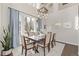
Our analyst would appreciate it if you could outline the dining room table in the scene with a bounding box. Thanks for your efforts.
[23,33,45,53]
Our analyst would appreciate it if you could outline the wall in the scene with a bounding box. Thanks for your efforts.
[78,6,79,55]
[48,4,78,45]
[0,4,1,39]
[0,4,2,50]
[8,3,38,17]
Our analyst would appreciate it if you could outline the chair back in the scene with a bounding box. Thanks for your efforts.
[21,36,27,49]
[51,33,56,41]
[29,32,35,36]
[45,32,52,44]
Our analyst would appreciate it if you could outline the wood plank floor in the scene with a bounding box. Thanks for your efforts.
[61,44,78,56]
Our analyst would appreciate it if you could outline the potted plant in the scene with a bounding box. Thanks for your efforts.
[0,27,13,56]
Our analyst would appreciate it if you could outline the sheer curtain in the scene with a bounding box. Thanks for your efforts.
[37,18,42,32]
[9,8,19,48]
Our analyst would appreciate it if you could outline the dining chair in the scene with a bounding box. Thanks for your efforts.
[29,32,35,36]
[21,36,36,56]
[26,32,35,43]
[51,33,56,48]
[37,32,52,56]
[24,32,36,43]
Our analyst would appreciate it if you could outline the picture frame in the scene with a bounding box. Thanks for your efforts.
[63,22,72,29]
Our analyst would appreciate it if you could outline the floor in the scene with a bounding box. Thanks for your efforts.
[61,44,78,56]
[12,42,78,56]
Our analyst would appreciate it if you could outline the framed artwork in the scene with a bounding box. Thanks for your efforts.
[54,23,61,29]
[63,22,72,29]
[55,23,61,26]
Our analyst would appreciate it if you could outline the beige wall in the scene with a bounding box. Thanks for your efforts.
[0,4,1,26]
[48,4,78,45]
[0,4,1,36]
[8,3,38,17]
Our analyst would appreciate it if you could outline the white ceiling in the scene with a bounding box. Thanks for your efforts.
[27,3,53,11]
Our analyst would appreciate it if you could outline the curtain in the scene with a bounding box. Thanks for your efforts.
[37,18,42,32]
[9,8,19,48]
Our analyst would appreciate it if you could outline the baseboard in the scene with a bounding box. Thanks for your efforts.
[56,40,78,46]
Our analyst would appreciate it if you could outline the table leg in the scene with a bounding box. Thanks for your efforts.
[33,42,39,53]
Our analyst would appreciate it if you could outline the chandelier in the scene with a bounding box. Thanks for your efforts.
[36,4,48,17]
[37,7,48,15]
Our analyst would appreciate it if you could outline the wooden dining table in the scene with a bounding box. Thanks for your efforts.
[24,33,45,53]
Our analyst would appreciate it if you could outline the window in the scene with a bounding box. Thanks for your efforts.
[19,12,42,34]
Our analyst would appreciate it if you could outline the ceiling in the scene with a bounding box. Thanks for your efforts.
[28,3,53,11]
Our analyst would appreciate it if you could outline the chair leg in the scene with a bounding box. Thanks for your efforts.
[44,47,45,56]
[51,41,54,48]
[25,49,27,56]
[35,45,39,53]
[33,43,35,50]
[37,45,38,50]
[48,43,50,52]
[54,40,56,46]
[34,45,39,53]
[35,47,37,53]
[33,43,36,53]
[22,46,23,54]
